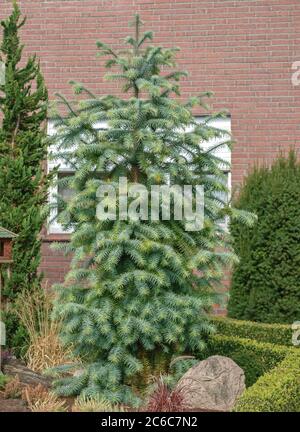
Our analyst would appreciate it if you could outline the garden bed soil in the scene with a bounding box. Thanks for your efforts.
[0,394,30,412]
[1,358,225,412]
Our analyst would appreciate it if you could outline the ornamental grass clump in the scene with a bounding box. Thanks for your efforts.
[15,286,74,372]
[22,384,67,412]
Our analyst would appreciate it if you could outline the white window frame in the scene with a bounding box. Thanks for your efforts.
[196,116,232,230]
[47,122,74,234]
[47,117,231,234]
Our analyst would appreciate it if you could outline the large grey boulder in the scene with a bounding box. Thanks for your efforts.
[176,355,245,411]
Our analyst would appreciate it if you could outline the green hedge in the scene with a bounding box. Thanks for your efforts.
[234,350,300,412]
[228,152,300,324]
[199,334,286,387]
[211,316,292,347]
[203,317,300,412]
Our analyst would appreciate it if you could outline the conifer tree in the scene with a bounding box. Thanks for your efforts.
[0,2,52,346]
[51,16,253,404]
[228,151,300,324]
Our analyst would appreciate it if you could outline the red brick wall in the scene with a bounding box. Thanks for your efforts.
[40,238,71,287]
[1,0,300,290]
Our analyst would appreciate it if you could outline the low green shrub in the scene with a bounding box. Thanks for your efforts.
[234,350,300,412]
[211,316,292,347]
[198,334,287,387]
[2,308,29,358]
[0,374,10,390]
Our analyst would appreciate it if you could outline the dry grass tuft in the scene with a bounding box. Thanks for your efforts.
[15,285,75,372]
[1,376,23,399]
[72,395,126,412]
[21,384,67,412]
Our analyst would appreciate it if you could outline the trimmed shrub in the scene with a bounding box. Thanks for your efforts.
[234,350,300,412]
[211,316,292,347]
[228,151,300,323]
[204,317,300,412]
[198,334,287,387]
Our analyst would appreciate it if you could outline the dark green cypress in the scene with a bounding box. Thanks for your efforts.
[0,2,52,349]
[228,151,300,324]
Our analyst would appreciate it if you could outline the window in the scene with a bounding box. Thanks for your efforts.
[57,172,75,212]
[48,172,77,234]
[195,116,231,227]
[47,122,75,234]
[47,121,107,234]
[47,117,231,234]
[0,61,5,85]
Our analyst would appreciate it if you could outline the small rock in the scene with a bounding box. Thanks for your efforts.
[2,358,52,388]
